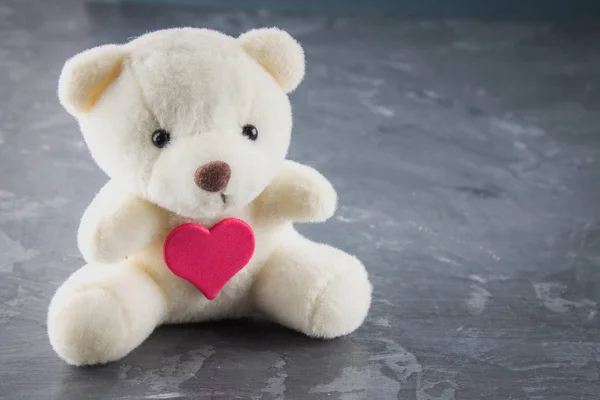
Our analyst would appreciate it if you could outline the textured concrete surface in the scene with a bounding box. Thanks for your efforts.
[1,1,600,399]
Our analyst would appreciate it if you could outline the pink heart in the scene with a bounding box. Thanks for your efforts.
[163,218,255,300]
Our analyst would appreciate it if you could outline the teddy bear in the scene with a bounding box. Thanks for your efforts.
[47,27,372,366]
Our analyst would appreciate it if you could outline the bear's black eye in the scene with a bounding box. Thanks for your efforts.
[242,124,258,141]
[151,129,170,148]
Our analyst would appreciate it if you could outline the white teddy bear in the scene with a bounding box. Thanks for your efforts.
[48,27,372,366]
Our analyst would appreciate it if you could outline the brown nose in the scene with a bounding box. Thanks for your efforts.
[194,161,231,192]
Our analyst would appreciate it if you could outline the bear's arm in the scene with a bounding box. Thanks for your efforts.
[253,160,338,223]
[77,180,164,264]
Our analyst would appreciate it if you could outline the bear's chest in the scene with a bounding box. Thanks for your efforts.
[164,208,276,256]
[132,206,292,314]
[145,206,289,273]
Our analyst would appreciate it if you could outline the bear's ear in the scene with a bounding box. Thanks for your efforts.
[58,44,125,116]
[238,28,305,93]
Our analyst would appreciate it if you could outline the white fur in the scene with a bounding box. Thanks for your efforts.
[58,44,125,117]
[239,28,305,93]
[48,27,372,366]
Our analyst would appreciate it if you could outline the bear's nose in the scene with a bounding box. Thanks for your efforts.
[194,161,231,192]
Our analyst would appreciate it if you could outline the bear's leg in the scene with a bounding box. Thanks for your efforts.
[47,261,167,366]
[252,234,372,338]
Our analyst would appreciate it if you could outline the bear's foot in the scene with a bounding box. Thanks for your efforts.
[253,234,372,338]
[47,262,167,365]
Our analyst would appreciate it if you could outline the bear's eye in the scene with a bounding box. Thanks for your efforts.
[242,124,258,141]
[151,129,171,148]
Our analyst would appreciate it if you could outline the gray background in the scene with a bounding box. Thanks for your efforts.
[1,0,599,399]
[94,0,600,19]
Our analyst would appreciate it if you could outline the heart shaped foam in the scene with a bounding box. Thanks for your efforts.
[163,218,255,300]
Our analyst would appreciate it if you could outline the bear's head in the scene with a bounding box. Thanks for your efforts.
[58,27,305,218]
